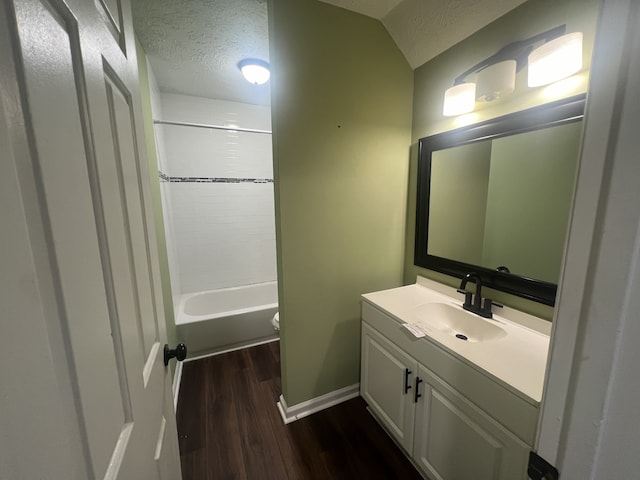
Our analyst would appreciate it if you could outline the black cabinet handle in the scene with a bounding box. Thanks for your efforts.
[404,368,412,394]
[414,377,423,403]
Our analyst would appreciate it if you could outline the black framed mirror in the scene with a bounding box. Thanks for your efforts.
[415,94,586,306]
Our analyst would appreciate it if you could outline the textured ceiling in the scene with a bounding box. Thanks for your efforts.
[132,0,526,106]
[132,0,271,105]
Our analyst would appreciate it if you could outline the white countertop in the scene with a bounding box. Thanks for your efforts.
[362,277,551,404]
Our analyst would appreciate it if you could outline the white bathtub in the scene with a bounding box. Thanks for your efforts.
[176,281,278,356]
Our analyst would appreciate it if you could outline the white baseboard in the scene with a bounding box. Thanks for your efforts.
[172,360,183,411]
[276,383,360,424]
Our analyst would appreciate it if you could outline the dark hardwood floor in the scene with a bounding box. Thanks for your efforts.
[176,341,423,480]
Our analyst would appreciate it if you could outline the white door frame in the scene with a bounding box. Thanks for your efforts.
[537,0,640,477]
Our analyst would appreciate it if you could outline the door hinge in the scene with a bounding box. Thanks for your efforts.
[528,451,559,480]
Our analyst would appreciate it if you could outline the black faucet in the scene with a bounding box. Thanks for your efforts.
[457,272,500,318]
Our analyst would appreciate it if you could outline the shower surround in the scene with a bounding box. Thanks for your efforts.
[154,93,278,352]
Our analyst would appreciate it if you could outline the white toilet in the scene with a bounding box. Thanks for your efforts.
[271,312,280,332]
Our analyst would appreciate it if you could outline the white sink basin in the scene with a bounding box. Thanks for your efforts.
[414,302,507,343]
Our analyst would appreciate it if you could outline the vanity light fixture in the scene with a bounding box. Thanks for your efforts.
[238,58,270,85]
[442,25,583,117]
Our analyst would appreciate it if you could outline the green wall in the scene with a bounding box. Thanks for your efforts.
[404,0,601,319]
[269,0,413,406]
[135,38,178,373]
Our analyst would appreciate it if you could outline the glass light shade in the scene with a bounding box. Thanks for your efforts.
[476,60,516,101]
[239,59,270,85]
[443,83,476,116]
[528,32,583,87]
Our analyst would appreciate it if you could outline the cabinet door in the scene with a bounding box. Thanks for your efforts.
[413,365,530,480]
[361,323,417,452]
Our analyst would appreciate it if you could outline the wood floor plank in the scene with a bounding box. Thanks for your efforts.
[205,352,249,480]
[178,449,204,480]
[176,360,206,454]
[247,341,280,382]
[286,419,337,479]
[177,341,423,480]
[331,399,421,479]
[234,363,289,480]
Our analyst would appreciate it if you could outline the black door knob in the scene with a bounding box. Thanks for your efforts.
[164,343,187,366]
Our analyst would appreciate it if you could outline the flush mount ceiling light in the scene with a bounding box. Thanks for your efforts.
[442,25,583,117]
[238,58,270,85]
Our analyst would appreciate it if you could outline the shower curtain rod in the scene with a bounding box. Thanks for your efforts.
[153,119,272,135]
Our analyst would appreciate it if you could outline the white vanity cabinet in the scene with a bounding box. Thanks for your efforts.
[360,296,542,480]
[412,363,530,479]
[361,322,417,452]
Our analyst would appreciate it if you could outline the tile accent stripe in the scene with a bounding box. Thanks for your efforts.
[159,171,273,184]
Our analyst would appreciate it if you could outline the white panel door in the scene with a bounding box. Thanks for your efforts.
[0,0,182,478]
